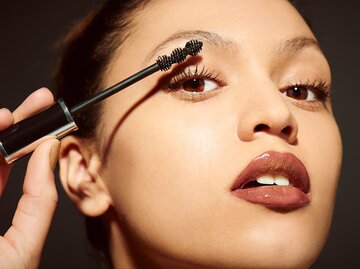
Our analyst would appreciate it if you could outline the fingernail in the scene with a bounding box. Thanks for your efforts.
[49,141,60,171]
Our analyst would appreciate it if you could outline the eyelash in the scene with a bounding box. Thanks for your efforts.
[280,79,332,102]
[164,64,332,104]
[165,65,224,101]
[169,65,220,86]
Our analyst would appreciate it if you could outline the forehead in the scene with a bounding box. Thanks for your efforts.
[117,0,316,65]
[104,0,318,88]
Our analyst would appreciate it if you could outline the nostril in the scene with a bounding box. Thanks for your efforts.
[254,124,269,132]
[254,124,293,137]
[281,126,292,136]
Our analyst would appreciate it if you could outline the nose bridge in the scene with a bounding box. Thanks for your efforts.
[236,71,298,144]
[254,80,292,125]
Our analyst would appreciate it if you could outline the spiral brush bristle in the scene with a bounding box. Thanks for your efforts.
[157,39,203,71]
[185,40,203,56]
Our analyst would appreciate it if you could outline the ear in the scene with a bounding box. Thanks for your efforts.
[59,136,112,217]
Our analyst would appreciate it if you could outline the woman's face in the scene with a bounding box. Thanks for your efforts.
[96,0,342,268]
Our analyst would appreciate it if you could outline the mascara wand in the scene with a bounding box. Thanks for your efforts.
[0,40,203,164]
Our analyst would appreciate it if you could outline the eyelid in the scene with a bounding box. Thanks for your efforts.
[163,63,226,101]
[280,79,332,98]
[168,64,223,87]
[279,79,332,111]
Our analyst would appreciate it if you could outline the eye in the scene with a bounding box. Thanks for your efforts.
[181,78,218,93]
[282,85,316,101]
[165,65,225,101]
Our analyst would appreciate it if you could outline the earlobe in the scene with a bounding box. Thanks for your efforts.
[59,136,111,217]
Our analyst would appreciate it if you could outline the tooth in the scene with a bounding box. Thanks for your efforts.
[274,175,290,186]
[256,175,274,185]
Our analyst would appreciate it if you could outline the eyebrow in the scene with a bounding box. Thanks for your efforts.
[144,30,239,63]
[277,36,321,57]
[144,30,322,63]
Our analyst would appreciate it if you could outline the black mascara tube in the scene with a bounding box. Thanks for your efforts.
[0,99,77,164]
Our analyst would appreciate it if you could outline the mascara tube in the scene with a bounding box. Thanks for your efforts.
[0,99,77,164]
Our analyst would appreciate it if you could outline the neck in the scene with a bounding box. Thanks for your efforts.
[104,209,160,269]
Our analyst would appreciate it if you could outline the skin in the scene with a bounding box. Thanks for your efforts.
[0,88,59,269]
[59,0,342,268]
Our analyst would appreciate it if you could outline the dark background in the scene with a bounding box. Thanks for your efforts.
[0,1,359,268]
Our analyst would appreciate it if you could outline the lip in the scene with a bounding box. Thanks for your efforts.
[230,151,310,209]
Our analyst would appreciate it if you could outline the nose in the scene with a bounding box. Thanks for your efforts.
[237,81,298,144]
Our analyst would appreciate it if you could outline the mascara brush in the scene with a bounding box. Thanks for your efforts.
[0,40,203,164]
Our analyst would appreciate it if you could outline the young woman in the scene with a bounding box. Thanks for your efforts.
[0,0,342,268]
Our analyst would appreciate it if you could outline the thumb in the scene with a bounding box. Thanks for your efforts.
[4,139,60,267]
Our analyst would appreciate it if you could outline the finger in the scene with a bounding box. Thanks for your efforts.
[1,88,55,205]
[0,108,14,130]
[1,88,54,197]
[4,139,60,265]
[13,87,54,123]
[0,108,14,196]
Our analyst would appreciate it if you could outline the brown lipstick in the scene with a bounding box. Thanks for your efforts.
[230,151,310,209]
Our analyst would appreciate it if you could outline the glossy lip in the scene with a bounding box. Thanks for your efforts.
[230,151,311,209]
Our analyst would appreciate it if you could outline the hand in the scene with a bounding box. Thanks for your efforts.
[0,88,59,269]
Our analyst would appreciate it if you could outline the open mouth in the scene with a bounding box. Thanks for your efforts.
[242,174,291,188]
[230,152,310,210]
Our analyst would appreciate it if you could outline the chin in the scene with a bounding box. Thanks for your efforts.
[221,223,325,269]
[203,242,321,269]
[194,213,326,269]
[156,228,324,269]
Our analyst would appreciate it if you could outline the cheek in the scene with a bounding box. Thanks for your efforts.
[103,99,227,235]
[297,109,342,227]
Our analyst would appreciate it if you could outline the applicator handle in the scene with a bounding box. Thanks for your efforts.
[0,99,77,164]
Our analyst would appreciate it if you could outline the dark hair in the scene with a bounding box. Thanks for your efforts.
[55,0,152,266]
[55,0,306,266]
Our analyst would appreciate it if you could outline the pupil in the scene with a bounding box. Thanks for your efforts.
[183,78,205,92]
[191,79,200,89]
[288,86,307,100]
[292,87,302,97]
